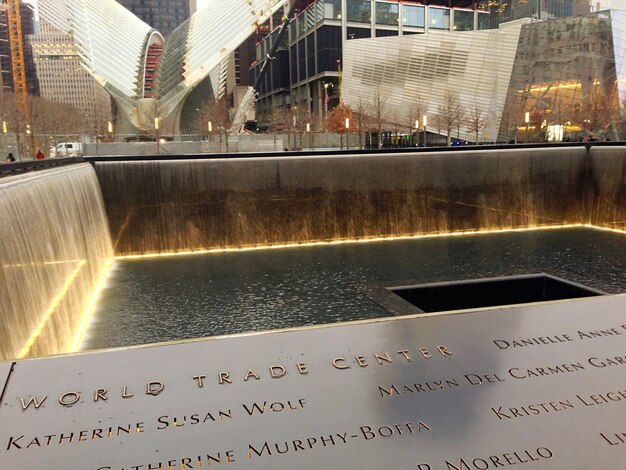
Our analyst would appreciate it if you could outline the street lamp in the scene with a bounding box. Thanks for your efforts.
[1,121,7,160]
[307,122,313,150]
[154,118,160,155]
[345,117,350,150]
[26,124,34,158]
[524,111,530,143]
[415,119,420,147]
[323,82,333,126]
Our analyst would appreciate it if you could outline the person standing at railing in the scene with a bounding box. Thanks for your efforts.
[35,150,45,160]
[3,153,15,163]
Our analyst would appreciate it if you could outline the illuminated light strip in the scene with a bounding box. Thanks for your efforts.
[70,258,112,353]
[583,224,626,235]
[115,224,585,260]
[2,259,85,269]
[17,260,86,359]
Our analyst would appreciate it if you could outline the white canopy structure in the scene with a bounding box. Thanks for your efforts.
[37,0,289,134]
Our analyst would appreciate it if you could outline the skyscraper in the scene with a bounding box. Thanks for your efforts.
[28,25,112,131]
[117,0,194,37]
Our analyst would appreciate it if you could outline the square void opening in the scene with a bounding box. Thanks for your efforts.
[389,274,605,313]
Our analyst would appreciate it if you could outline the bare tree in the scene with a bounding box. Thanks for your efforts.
[198,97,233,152]
[437,91,464,146]
[352,97,370,149]
[29,96,83,135]
[288,106,312,150]
[368,87,392,149]
[405,96,427,146]
[466,102,485,144]
[0,93,17,131]
[267,107,289,150]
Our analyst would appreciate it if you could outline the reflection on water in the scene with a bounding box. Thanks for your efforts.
[83,227,626,351]
[0,165,112,360]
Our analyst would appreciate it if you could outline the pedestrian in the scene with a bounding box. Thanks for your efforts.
[35,149,45,160]
[3,153,15,163]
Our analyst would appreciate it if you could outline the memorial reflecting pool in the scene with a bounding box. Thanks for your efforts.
[82,227,626,351]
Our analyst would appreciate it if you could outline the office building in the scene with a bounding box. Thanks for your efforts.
[252,0,492,122]
[28,26,112,131]
[117,0,194,37]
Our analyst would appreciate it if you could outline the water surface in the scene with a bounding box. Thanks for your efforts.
[83,227,626,351]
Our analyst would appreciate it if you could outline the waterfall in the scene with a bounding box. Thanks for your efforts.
[0,164,113,360]
[94,151,585,255]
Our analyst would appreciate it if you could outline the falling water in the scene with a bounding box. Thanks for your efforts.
[94,151,586,255]
[0,164,113,360]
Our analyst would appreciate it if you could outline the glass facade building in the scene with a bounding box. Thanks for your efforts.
[253,0,491,121]
[117,0,193,37]
[342,10,626,142]
[487,0,590,28]
[503,10,626,141]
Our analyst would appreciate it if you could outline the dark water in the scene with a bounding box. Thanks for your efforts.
[83,227,626,351]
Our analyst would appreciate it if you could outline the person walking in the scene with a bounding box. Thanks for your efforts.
[35,149,45,160]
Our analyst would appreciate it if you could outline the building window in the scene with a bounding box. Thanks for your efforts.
[376,29,398,37]
[324,0,342,20]
[296,15,304,38]
[403,4,425,28]
[478,11,490,30]
[454,9,474,31]
[347,26,371,39]
[316,25,342,73]
[347,0,371,23]
[429,7,450,29]
[376,1,399,26]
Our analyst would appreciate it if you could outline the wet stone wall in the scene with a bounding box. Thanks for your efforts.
[93,148,591,256]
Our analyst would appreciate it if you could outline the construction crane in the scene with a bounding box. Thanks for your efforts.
[5,0,30,130]
[230,1,297,134]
